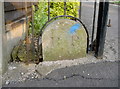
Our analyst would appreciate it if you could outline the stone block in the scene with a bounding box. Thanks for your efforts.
[42,19,87,61]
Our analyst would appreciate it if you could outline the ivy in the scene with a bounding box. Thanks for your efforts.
[29,2,80,35]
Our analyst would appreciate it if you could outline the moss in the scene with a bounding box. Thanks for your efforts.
[11,45,20,61]
[11,40,39,62]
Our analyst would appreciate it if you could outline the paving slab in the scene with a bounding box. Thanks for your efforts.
[3,61,119,87]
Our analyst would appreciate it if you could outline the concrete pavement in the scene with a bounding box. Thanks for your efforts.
[81,2,118,60]
[2,2,119,88]
[3,61,119,87]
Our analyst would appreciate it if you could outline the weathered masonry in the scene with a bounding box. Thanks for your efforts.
[0,2,7,75]
[0,2,37,75]
[42,18,88,61]
[0,1,109,77]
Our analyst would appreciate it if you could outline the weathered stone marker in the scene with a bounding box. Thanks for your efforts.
[42,19,87,61]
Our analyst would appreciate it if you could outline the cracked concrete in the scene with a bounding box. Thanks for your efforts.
[44,61,119,81]
[1,3,119,87]
[3,61,119,87]
[2,53,119,87]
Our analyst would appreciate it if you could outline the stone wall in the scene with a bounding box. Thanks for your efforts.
[0,17,27,75]
[0,2,30,77]
[6,18,27,62]
[0,2,8,76]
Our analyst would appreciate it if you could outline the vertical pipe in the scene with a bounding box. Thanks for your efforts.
[48,0,50,21]
[31,2,35,54]
[64,0,66,15]
[25,1,29,63]
[79,1,82,19]
[95,0,109,58]
[90,0,97,51]
[25,2,28,39]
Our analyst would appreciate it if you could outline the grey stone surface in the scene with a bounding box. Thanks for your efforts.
[42,19,87,61]
[6,18,27,62]
[1,2,119,88]
[46,61,118,80]
[0,2,8,75]
[0,2,8,88]
[3,61,119,87]
[0,2,27,74]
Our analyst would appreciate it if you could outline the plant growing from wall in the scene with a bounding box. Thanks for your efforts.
[29,2,48,35]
